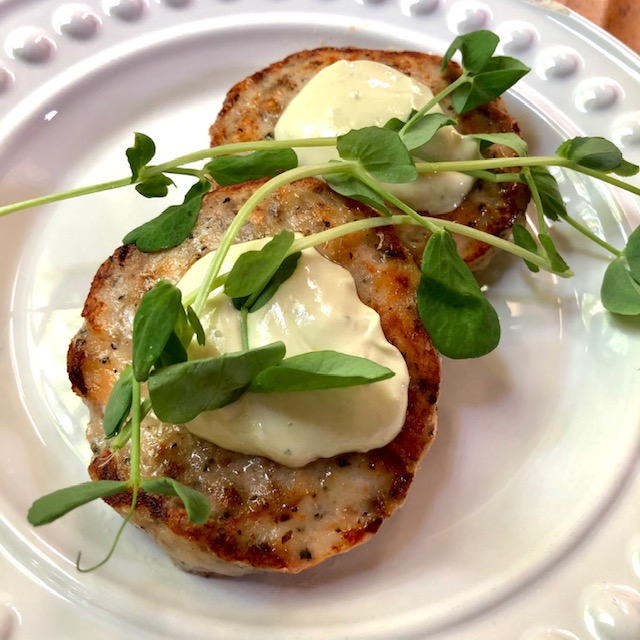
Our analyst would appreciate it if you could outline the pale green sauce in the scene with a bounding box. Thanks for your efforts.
[274,59,480,214]
[177,239,409,467]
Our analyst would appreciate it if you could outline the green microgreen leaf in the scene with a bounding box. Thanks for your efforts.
[336,127,418,183]
[324,172,391,215]
[398,113,457,152]
[187,306,206,346]
[249,350,395,392]
[171,302,192,348]
[439,30,530,115]
[417,230,500,358]
[383,116,405,134]
[109,397,151,452]
[556,137,638,174]
[126,132,156,182]
[524,166,567,221]
[450,56,530,114]
[132,280,183,382]
[135,173,175,198]
[147,342,286,423]
[248,252,302,312]
[598,227,640,316]
[103,365,133,438]
[28,480,129,526]
[470,132,528,157]
[122,178,210,252]
[613,159,640,178]
[205,149,298,186]
[224,231,296,309]
[601,256,640,315]
[441,30,500,73]
[155,330,188,369]
[140,477,210,524]
[512,223,540,273]
[538,232,570,274]
[623,226,640,282]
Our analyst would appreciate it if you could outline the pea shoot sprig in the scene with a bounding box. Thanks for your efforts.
[16,30,640,569]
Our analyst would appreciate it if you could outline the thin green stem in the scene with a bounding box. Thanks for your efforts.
[289,215,415,252]
[433,217,570,275]
[0,177,132,218]
[77,380,142,573]
[415,156,640,198]
[463,170,524,182]
[129,379,142,487]
[0,137,338,219]
[240,307,250,351]
[522,167,548,233]
[163,167,204,178]
[562,214,623,257]
[147,137,338,175]
[414,155,560,174]
[181,274,226,309]
[289,213,567,275]
[566,164,640,197]
[522,163,626,258]
[76,500,138,573]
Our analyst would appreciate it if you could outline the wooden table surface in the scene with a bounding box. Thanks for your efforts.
[555,0,640,53]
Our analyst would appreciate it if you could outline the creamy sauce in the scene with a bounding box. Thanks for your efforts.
[274,59,481,214]
[176,238,409,467]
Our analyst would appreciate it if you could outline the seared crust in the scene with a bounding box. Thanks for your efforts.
[69,178,439,575]
[209,47,530,267]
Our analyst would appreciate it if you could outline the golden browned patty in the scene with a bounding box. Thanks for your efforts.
[68,177,440,576]
[209,46,531,268]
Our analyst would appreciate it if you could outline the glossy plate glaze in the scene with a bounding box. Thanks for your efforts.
[0,1,639,639]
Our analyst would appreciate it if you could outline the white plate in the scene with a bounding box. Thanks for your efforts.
[1,1,640,639]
